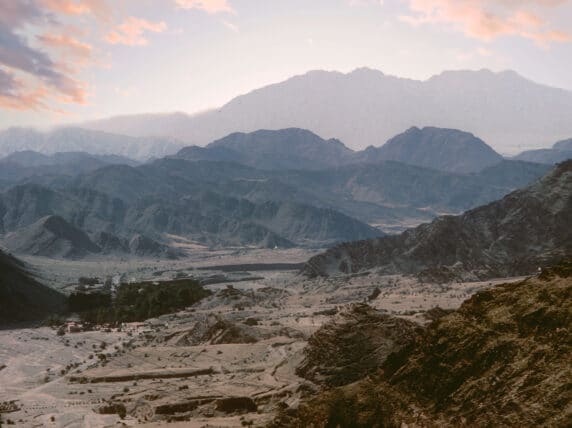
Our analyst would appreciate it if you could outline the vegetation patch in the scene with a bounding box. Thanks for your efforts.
[75,279,211,323]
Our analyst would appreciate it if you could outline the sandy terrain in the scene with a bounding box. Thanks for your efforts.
[0,251,525,427]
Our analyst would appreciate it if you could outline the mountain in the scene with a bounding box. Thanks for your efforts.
[0,150,138,183]
[0,151,548,255]
[0,164,382,252]
[354,127,503,173]
[514,137,572,164]
[79,68,572,154]
[0,249,65,323]
[176,128,353,170]
[303,160,572,280]
[176,127,505,173]
[3,215,101,259]
[0,127,184,161]
[290,263,572,427]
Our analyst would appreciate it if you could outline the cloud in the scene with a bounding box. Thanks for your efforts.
[40,0,113,22]
[348,0,384,6]
[106,17,167,46]
[175,0,234,14]
[0,1,46,29]
[401,0,571,46]
[0,0,108,112]
[0,67,48,110]
[38,33,93,65]
[222,20,239,32]
[0,25,86,104]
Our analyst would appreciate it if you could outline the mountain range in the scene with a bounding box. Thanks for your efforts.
[175,126,504,173]
[0,127,553,258]
[303,160,572,281]
[78,68,572,154]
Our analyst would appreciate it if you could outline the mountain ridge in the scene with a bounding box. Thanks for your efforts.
[303,160,572,280]
[77,68,572,154]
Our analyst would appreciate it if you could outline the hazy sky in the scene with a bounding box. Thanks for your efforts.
[1,0,572,129]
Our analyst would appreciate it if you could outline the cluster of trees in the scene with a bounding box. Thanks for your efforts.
[68,292,111,313]
[74,279,211,324]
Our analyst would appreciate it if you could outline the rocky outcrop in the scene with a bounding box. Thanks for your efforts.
[296,304,421,387]
[289,260,572,427]
[303,160,572,281]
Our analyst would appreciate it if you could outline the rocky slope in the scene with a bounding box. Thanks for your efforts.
[2,214,178,260]
[304,160,572,280]
[0,249,65,323]
[355,126,503,173]
[515,137,572,164]
[288,262,572,427]
[3,215,101,259]
[0,152,549,254]
[296,304,421,387]
[80,68,572,154]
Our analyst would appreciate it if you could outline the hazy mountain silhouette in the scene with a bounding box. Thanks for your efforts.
[79,69,572,154]
[514,138,572,164]
[0,127,184,161]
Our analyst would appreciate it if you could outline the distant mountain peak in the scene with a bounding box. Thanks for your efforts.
[357,126,502,173]
[47,66,572,154]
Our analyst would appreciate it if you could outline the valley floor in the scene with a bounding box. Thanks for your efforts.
[0,250,525,427]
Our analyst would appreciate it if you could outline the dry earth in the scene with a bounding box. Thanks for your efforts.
[0,250,524,427]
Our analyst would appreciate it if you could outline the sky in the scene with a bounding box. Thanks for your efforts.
[1,0,571,130]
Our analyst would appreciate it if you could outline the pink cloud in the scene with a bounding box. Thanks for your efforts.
[401,0,571,46]
[38,33,93,65]
[41,0,112,22]
[175,0,234,14]
[0,0,104,112]
[105,17,167,46]
[0,67,51,110]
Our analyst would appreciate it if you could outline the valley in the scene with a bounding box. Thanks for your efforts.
[1,45,571,426]
[0,248,524,427]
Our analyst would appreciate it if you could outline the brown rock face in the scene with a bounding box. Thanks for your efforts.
[304,160,572,282]
[296,303,421,387]
[292,260,572,427]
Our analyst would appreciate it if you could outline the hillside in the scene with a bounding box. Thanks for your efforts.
[0,249,65,323]
[3,215,101,259]
[515,137,572,164]
[356,127,503,173]
[0,150,138,183]
[0,152,549,256]
[80,68,572,154]
[303,160,572,280]
[288,263,572,427]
